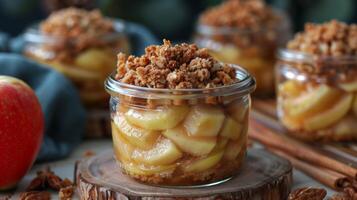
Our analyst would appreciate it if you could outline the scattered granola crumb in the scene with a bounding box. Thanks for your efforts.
[288,187,327,200]
[19,191,51,200]
[59,185,75,200]
[288,20,357,56]
[116,39,238,89]
[330,183,357,200]
[26,166,64,191]
[26,167,75,199]
[199,0,280,29]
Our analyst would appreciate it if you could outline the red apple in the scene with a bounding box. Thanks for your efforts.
[0,76,44,190]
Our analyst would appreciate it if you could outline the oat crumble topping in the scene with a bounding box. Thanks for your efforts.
[281,20,357,83]
[115,40,238,89]
[199,0,280,29]
[288,20,357,56]
[40,7,114,38]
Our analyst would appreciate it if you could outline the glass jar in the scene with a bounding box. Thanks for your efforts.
[276,49,357,141]
[22,21,130,107]
[194,11,291,97]
[105,64,256,186]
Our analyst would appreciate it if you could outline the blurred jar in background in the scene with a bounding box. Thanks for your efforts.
[276,20,357,142]
[195,0,291,97]
[23,8,130,107]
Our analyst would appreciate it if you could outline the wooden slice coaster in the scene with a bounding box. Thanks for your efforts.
[76,149,292,200]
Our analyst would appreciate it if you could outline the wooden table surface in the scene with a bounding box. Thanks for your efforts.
[1,139,336,199]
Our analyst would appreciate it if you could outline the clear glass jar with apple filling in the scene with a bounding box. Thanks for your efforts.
[105,65,255,186]
[22,8,130,107]
[194,0,291,97]
[276,49,357,141]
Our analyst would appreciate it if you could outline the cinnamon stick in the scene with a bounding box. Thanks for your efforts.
[253,99,277,118]
[249,120,357,179]
[269,148,350,190]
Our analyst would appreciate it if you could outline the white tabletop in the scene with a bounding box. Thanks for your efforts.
[1,139,335,199]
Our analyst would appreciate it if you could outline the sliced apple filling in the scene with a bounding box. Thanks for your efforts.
[182,150,224,173]
[283,85,342,118]
[113,114,160,150]
[125,105,189,130]
[131,138,183,166]
[183,105,225,137]
[303,94,353,131]
[121,162,176,176]
[163,126,217,156]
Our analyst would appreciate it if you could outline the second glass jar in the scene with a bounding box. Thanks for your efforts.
[194,13,290,97]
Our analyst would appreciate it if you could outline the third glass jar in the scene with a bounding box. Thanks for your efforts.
[276,49,357,141]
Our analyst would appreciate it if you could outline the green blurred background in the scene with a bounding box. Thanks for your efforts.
[0,0,356,40]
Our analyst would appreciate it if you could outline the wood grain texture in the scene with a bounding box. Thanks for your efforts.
[76,149,292,200]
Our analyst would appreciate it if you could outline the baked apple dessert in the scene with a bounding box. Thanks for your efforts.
[276,20,357,141]
[105,40,256,186]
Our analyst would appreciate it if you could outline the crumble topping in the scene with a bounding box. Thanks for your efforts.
[115,40,238,89]
[287,20,357,56]
[281,20,357,83]
[199,0,280,29]
[40,7,114,38]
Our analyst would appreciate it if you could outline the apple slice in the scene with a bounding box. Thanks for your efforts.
[219,117,243,140]
[223,136,247,160]
[113,115,160,150]
[339,80,357,92]
[285,85,341,118]
[210,46,240,64]
[227,99,249,123]
[303,94,353,131]
[121,162,176,176]
[214,137,229,151]
[281,115,303,131]
[125,105,189,131]
[162,126,216,156]
[182,151,224,173]
[353,95,357,116]
[75,48,116,73]
[183,105,225,137]
[278,80,306,98]
[132,138,183,166]
[111,123,134,161]
[50,61,102,81]
[332,115,357,137]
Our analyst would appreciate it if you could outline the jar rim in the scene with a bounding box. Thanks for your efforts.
[105,64,256,99]
[278,48,357,64]
[23,19,127,44]
[195,9,290,35]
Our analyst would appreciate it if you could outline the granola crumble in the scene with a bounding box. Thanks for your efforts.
[41,7,114,39]
[199,0,280,29]
[288,20,357,56]
[281,20,357,83]
[115,40,238,89]
[288,187,326,200]
[19,191,51,200]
